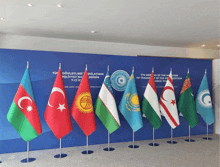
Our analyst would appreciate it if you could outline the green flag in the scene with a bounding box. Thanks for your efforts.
[95,70,120,133]
[178,72,198,128]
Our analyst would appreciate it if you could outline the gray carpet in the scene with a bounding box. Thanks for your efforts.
[0,135,219,167]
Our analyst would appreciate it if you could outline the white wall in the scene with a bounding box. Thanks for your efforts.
[213,59,220,134]
[0,34,219,134]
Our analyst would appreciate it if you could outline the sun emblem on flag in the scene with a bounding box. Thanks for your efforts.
[76,92,93,113]
[125,93,140,112]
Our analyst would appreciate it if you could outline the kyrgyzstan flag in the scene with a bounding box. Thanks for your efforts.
[44,68,72,139]
[70,69,96,136]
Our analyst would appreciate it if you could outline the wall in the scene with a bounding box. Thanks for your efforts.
[213,59,220,134]
[0,34,219,135]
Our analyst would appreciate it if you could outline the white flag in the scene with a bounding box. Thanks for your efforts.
[160,70,180,129]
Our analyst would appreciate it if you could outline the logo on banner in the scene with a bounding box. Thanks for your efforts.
[198,90,212,108]
[110,70,130,91]
[76,92,93,113]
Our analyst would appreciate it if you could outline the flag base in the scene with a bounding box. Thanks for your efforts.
[167,141,177,144]
[54,154,67,158]
[21,158,36,163]
[203,137,213,140]
[103,147,115,151]
[185,139,195,142]
[81,150,94,154]
[128,145,139,149]
[149,143,159,146]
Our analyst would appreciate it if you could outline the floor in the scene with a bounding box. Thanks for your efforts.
[0,134,219,167]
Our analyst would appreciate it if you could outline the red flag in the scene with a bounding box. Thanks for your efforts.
[70,70,96,136]
[44,69,72,139]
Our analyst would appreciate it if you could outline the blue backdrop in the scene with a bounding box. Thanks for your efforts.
[0,49,213,154]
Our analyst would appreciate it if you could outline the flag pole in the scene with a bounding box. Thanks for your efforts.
[86,136,88,154]
[82,136,94,154]
[167,128,177,144]
[128,130,139,148]
[27,141,29,162]
[185,125,195,142]
[203,124,212,140]
[149,127,159,146]
[60,138,62,158]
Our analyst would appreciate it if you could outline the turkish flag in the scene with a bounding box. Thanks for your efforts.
[44,69,72,139]
[70,70,96,136]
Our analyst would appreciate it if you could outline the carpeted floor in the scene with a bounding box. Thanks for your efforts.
[0,134,219,167]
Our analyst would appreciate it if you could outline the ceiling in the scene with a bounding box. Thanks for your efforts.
[0,0,219,50]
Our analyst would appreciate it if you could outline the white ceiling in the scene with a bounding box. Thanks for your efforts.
[0,0,219,49]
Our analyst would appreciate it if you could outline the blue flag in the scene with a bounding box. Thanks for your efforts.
[196,73,214,125]
[119,71,143,132]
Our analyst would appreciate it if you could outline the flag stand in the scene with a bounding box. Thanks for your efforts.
[128,131,139,149]
[149,128,159,146]
[104,132,115,151]
[203,124,213,140]
[21,142,36,163]
[185,125,195,142]
[54,138,67,158]
[167,128,177,144]
[82,136,94,154]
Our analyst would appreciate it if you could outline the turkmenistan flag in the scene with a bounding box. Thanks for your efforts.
[95,70,120,133]
[178,72,198,128]
[7,66,42,142]
[142,71,162,130]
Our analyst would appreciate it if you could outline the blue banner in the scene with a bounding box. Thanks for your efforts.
[0,49,212,154]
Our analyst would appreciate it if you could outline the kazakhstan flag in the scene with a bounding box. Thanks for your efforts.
[196,72,214,125]
[119,69,143,132]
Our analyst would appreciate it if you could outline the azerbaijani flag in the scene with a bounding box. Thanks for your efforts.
[95,69,120,133]
[7,66,42,142]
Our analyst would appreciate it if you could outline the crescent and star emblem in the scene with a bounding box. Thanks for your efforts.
[18,96,33,112]
[161,86,176,106]
[48,87,66,112]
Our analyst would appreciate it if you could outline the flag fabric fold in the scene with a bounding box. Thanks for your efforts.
[178,72,198,128]
[142,71,162,130]
[71,69,96,136]
[196,73,214,125]
[159,70,179,129]
[7,67,42,142]
[119,70,143,132]
[44,68,72,139]
[95,70,120,133]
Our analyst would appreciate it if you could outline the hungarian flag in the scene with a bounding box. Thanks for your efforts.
[44,68,73,139]
[7,67,42,142]
[142,71,162,130]
[160,70,179,129]
[70,70,96,136]
[95,70,120,134]
[178,72,198,128]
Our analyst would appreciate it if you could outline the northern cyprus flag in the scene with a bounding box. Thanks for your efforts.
[142,70,162,130]
[95,69,120,133]
[160,70,179,129]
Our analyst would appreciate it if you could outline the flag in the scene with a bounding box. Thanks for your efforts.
[95,70,120,133]
[44,68,72,139]
[178,72,198,128]
[119,70,143,132]
[196,72,214,125]
[7,67,42,141]
[160,70,179,129]
[70,69,96,136]
[142,71,162,130]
